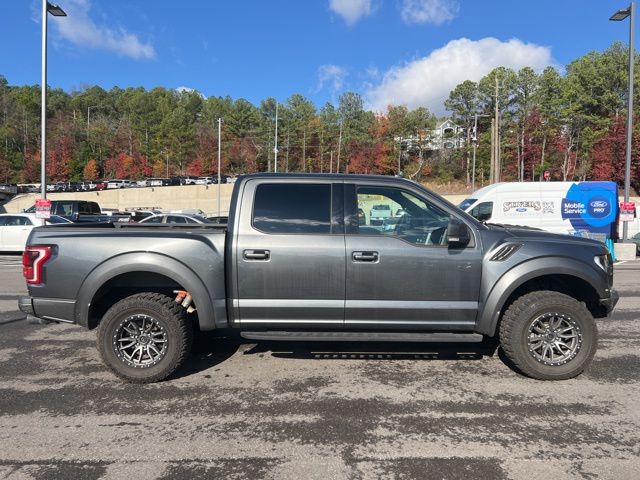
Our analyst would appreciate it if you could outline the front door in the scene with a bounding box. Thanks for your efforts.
[235,180,345,327]
[344,183,482,329]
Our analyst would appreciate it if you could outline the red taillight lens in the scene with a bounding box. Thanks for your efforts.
[22,246,52,285]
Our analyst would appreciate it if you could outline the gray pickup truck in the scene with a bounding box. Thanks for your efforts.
[19,174,618,383]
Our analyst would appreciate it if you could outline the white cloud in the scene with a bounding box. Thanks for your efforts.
[50,0,156,60]
[365,37,554,115]
[329,0,372,25]
[316,64,348,93]
[400,0,459,25]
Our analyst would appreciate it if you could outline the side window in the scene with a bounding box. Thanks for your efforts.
[145,216,163,224]
[0,217,7,226]
[167,216,188,224]
[470,202,493,222]
[354,186,451,246]
[90,203,100,214]
[253,183,331,234]
[79,203,90,215]
[54,202,73,216]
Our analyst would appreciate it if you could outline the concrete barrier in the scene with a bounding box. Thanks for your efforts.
[614,242,637,261]
[2,184,235,215]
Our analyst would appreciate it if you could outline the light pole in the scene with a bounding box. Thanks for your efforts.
[471,114,490,192]
[41,1,67,199]
[610,2,635,242]
[217,118,222,217]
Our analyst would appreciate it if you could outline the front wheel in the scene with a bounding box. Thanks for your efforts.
[499,291,597,380]
[97,293,193,383]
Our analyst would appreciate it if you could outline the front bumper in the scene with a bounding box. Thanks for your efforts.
[600,289,619,316]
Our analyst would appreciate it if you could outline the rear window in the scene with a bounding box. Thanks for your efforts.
[253,183,331,234]
[53,202,74,216]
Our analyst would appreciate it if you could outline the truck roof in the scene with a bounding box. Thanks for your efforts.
[239,172,418,184]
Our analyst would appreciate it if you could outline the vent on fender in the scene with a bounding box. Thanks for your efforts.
[490,243,522,261]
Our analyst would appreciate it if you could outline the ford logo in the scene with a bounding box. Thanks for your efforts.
[516,208,527,212]
[590,200,607,208]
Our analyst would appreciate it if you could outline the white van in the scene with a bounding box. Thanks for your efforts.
[459,181,622,239]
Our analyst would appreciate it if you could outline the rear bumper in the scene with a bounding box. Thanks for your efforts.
[18,296,35,316]
[18,295,76,324]
[600,289,619,316]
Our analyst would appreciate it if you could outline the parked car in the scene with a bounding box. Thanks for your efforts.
[80,181,97,191]
[631,233,640,256]
[206,216,228,225]
[180,176,199,185]
[195,176,214,185]
[23,200,129,223]
[0,213,71,252]
[19,174,618,384]
[107,179,134,189]
[139,213,212,224]
[146,178,168,187]
[369,204,392,225]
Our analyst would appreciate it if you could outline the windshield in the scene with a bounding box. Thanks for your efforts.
[458,198,477,211]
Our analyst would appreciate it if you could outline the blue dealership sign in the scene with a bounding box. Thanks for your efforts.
[561,182,618,236]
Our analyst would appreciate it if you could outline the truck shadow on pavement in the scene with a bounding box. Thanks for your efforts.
[173,331,243,379]
[174,334,502,379]
[241,339,500,362]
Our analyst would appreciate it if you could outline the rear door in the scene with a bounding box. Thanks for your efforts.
[234,179,345,327]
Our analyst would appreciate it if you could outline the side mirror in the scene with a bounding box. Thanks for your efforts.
[447,218,471,247]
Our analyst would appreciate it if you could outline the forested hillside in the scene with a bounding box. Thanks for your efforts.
[0,42,637,190]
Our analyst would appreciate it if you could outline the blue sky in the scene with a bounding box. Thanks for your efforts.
[0,0,633,114]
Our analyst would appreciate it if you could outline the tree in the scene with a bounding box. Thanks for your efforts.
[83,159,99,180]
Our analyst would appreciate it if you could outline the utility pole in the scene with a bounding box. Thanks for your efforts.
[87,105,97,130]
[217,118,222,217]
[285,130,290,172]
[273,102,278,173]
[472,113,490,192]
[336,122,343,173]
[329,150,333,173]
[302,128,306,172]
[397,137,403,175]
[490,118,495,183]
[493,75,500,183]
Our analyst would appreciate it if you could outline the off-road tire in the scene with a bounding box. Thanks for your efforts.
[97,292,193,383]
[499,291,597,380]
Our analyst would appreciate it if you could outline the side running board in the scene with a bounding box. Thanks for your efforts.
[240,331,484,343]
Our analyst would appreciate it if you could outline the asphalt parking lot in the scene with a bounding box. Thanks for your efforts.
[0,254,639,480]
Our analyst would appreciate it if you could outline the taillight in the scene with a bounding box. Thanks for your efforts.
[23,246,52,285]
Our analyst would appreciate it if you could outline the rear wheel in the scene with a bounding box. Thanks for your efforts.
[97,293,193,383]
[499,291,597,380]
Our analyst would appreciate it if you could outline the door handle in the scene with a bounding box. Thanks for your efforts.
[243,249,270,261]
[352,251,379,262]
